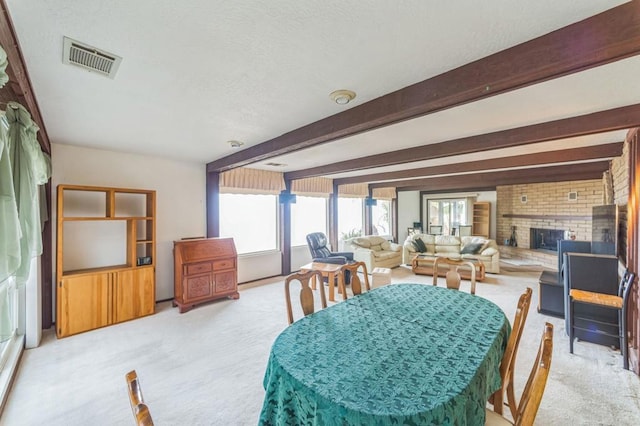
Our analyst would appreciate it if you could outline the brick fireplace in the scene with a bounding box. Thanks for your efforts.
[529,228,565,252]
[496,179,604,269]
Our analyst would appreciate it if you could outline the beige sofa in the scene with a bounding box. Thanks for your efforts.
[344,235,403,272]
[402,234,500,273]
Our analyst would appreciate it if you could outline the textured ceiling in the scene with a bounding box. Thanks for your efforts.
[4,0,635,184]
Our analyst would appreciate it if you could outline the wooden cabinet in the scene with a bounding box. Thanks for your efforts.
[56,185,156,338]
[173,238,239,313]
[472,202,490,238]
[58,273,111,337]
[114,267,156,323]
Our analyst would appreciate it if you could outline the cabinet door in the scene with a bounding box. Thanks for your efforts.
[114,267,155,323]
[58,273,111,337]
[183,272,214,303]
[214,271,237,294]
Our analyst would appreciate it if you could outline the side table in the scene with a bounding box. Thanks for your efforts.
[538,270,564,318]
[299,262,345,302]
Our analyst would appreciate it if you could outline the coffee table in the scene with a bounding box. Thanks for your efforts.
[412,254,486,281]
[299,262,346,302]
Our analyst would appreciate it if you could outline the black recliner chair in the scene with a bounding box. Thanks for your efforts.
[305,232,354,283]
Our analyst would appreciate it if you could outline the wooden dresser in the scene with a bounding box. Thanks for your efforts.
[173,237,239,313]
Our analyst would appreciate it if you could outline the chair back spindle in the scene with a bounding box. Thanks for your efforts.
[339,262,370,297]
[285,270,327,324]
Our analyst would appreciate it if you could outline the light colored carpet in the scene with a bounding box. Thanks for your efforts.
[1,266,639,425]
[501,259,543,267]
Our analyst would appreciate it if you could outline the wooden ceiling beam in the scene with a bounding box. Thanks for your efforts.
[0,0,50,154]
[333,142,623,185]
[208,1,640,173]
[288,104,640,180]
[372,161,610,191]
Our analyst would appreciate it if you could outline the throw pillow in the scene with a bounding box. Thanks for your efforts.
[460,242,484,254]
[411,238,427,253]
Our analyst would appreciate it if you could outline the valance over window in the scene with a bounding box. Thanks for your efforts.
[372,187,396,200]
[337,183,368,198]
[219,167,285,195]
[291,177,333,197]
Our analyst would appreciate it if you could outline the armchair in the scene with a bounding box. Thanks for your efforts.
[306,232,354,264]
[306,232,354,284]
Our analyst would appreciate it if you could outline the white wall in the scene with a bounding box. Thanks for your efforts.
[52,143,206,302]
[397,190,420,243]
[291,245,313,271]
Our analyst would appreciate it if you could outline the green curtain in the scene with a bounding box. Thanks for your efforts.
[5,101,51,286]
[0,44,8,87]
[0,44,17,341]
[0,111,21,284]
[0,116,18,341]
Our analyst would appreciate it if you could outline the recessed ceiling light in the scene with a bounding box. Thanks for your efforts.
[329,89,356,105]
[227,140,244,148]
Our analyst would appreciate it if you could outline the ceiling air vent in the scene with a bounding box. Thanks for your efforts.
[62,37,122,79]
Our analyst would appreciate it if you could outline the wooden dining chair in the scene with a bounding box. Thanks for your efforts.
[285,270,327,325]
[432,257,477,294]
[125,370,154,426]
[490,287,532,418]
[338,261,370,298]
[568,269,636,369]
[485,322,554,426]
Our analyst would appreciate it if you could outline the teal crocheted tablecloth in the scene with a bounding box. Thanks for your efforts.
[259,283,510,425]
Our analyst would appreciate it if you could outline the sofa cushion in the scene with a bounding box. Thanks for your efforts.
[411,238,428,253]
[461,236,489,247]
[461,242,485,254]
[374,251,400,260]
[352,237,371,248]
[420,234,436,244]
[481,247,498,256]
[435,235,460,245]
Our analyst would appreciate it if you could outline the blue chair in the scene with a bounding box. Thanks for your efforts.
[306,232,354,284]
[569,269,636,369]
[306,232,354,265]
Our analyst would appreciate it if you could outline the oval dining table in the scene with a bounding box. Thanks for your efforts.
[258,283,511,426]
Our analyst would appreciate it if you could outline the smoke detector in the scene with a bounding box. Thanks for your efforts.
[227,140,244,148]
[62,37,122,79]
[329,89,356,105]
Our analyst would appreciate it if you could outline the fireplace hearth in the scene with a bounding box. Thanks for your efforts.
[530,228,564,252]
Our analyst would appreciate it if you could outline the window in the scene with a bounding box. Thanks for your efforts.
[0,276,17,370]
[291,196,327,246]
[338,197,363,240]
[372,199,391,236]
[428,199,467,236]
[219,193,278,254]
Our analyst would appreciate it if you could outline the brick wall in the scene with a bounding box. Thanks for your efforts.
[611,137,630,262]
[496,179,604,249]
[612,138,630,204]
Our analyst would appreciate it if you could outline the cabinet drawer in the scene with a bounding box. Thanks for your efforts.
[212,259,234,270]
[185,262,212,275]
